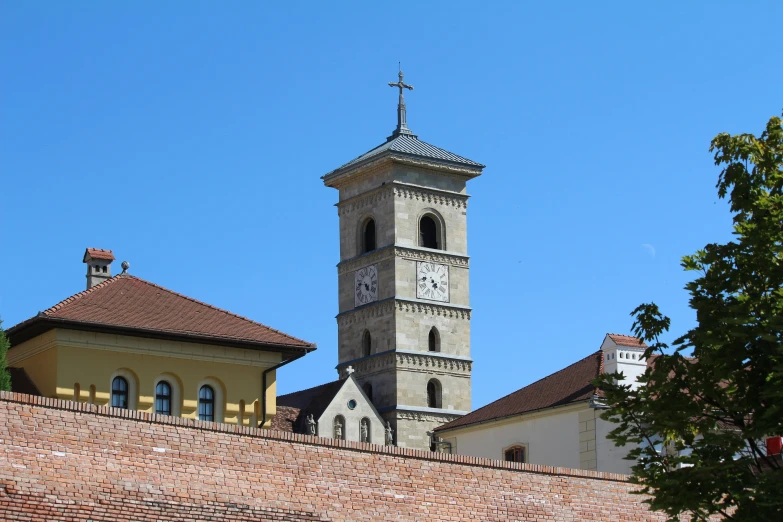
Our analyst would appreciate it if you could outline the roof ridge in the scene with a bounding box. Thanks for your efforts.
[464,350,603,414]
[120,276,315,347]
[42,275,126,315]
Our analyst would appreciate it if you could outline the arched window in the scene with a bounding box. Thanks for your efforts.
[427,379,442,409]
[362,330,372,357]
[504,445,526,463]
[333,415,346,440]
[419,215,440,249]
[428,327,440,352]
[363,382,373,403]
[199,385,215,422]
[155,381,172,416]
[363,218,376,253]
[111,376,129,408]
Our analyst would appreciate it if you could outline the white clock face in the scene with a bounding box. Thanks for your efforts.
[354,264,379,307]
[416,262,449,302]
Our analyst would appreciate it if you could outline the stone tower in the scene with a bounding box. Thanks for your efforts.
[321,71,485,450]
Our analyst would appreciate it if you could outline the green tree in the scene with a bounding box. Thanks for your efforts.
[595,113,783,521]
[0,319,11,392]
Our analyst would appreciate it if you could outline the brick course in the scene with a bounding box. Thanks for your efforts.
[0,391,666,521]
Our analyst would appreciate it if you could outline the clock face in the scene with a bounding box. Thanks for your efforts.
[416,262,449,302]
[354,264,379,307]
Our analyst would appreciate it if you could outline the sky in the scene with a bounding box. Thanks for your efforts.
[1,2,781,409]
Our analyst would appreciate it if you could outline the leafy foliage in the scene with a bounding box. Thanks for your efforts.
[595,113,783,521]
[0,319,10,392]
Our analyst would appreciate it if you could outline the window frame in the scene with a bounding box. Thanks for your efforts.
[111,376,129,409]
[363,218,376,253]
[196,378,224,422]
[109,369,138,410]
[418,210,446,251]
[426,379,442,409]
[362,329,372,357]
[428,327,440,352]
[155,380,172,416]
[503,444,527,463]
[198,385,215,422]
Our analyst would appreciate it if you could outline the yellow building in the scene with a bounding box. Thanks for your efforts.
[6,248,316,427]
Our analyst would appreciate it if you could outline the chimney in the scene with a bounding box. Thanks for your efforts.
[600,334,648,391]
[83,248,115,289]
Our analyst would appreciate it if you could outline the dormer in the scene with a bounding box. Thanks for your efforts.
[83,248,115,289]
[601,333,648,390]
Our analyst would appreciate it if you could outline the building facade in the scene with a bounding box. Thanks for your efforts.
[321,72,484,449]
[433,334,647,473]
[7,248,315,427]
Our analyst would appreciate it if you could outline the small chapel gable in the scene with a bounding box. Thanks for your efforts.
[277,371,387,444]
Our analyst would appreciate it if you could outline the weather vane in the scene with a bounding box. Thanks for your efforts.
[388,64,414,138]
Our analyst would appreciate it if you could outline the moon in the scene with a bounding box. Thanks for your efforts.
[641,244,656,257]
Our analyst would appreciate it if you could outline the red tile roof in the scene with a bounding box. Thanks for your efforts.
[9,274,315,352]
[269,405,302,432]
[83,248,115,261]
[435,350,604,433]
[607,333,647,347]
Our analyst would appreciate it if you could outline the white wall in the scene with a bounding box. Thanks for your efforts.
[318,377,385,444]
[595,416,635,474]
[440,404,586,469]
[441,403,639,474]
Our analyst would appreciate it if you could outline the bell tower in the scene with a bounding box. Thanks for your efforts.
[322,70,484,450]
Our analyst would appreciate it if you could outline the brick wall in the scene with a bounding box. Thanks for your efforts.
[0,391,665,521]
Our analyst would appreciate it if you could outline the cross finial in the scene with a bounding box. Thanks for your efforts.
[345,365,355,376]
[388,66,414,139]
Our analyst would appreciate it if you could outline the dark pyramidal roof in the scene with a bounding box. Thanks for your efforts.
[325,133,485,178]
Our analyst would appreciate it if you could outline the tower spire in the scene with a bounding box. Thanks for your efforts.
[388,66,414,139]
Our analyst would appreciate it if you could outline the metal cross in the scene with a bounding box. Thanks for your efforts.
[388,66,414,138]
[388,70,414,97]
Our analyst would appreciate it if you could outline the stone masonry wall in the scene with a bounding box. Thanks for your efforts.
[0,391,667,521]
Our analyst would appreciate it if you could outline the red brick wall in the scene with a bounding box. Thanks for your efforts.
[0,392,665,521]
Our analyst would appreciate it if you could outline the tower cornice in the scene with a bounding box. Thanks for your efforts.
[336,181,469,216]
[324,153,483,189]
[336,297,471,326]
[337,245,469,275]
[336,349,473,379]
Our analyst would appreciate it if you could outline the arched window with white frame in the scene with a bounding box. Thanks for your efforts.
[109,369,138,410]
[196,377,226,422]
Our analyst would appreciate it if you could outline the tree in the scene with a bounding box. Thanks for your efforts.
[595,113,783,521]
[0,319,11,392]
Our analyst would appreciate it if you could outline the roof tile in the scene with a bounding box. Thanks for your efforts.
[83,248,115,261]
[25,274,314,348]
[607,333,647,347]
[435,351,604,432]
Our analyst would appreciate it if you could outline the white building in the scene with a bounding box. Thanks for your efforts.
[433,334,648,473]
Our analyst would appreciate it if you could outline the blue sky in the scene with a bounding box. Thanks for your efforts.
[2,2,781,408]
